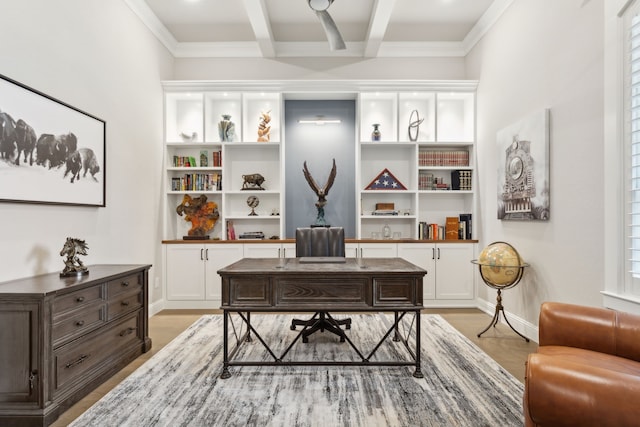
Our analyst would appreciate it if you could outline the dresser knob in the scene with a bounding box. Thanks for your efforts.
[75,320,85,327]
[121,281,129,287]
[121,301,130,306]
[76,296,85,303]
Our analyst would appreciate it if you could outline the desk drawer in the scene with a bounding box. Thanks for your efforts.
[275,277,369,308]
[53,312,142,394]
[53,285,103,317]
[53,302,106,347]
[107,273,142,298]
[373,277,421,307]
[108,290,142,320]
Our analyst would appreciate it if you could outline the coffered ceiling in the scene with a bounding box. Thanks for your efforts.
[125,0,514,58]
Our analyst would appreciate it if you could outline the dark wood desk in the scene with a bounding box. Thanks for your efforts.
[218,257,426,378]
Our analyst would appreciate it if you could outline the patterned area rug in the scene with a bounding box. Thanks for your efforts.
[69,314,524,427]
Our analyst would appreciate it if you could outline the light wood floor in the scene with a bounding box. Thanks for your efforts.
[52,308,538,426]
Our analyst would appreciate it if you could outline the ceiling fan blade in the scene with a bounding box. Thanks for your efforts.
[315,10,346,51]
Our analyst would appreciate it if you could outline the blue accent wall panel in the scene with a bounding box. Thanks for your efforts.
[284,100,356,238]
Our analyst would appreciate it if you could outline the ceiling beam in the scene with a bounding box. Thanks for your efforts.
[242,0,276,58]
[364,0,397,58]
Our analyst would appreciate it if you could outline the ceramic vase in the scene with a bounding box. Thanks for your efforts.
[218,115,235,142]
[371,123,381,142]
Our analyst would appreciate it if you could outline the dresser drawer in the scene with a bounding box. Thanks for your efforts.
[107,290,142,320]
[107,273,142,299]
[53,285,103,317]
[53,312,142,394]
[52,302,106,347]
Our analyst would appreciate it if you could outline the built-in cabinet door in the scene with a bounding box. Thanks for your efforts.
[397,243,435,300]
[243,243,282,258]
[359,243,398,258]
[0,302,40,404]
[205,244,244,301]
[243,243,295,258]
[165,245,206,300]
[434,244,475,300]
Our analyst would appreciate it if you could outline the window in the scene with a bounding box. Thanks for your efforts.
[625,3,640,297]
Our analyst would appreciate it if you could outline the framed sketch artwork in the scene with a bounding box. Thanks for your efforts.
[0,74,106,207]
[497,109,550,220]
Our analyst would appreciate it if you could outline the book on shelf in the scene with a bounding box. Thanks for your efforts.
[458,213,472,240]
[445,217,459,240]
[417,221,445,240]
[239,231,265,240]
[200,150,208,167]
[226,220,236,240]
[170,173,222,191]
[451,170,472,191]
[212,150,222,167]
[172,155,197,167]
[418,149,469,167]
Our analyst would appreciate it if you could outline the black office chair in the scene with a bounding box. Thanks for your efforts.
[291,227,351,342]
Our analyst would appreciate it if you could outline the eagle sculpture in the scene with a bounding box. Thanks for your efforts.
[303,159,337,226]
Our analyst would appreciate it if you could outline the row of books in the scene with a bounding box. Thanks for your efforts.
[172,150,222,168]
[419,150,469,167]
[418,170,472,191]
[418,213,472,240]
[171,173,222,191]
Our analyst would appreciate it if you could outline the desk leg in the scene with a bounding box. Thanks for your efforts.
[246,311,253,342]
[413,310,423,378]
[393,311,400,342]
[221,310,231,379]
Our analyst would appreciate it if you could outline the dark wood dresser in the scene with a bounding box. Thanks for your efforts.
[0,264,152,427]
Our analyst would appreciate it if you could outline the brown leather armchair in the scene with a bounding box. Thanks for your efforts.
[524,302,640,427]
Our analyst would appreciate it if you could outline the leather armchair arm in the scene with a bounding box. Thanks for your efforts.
[539,302,640,361]
[525,353,640,427]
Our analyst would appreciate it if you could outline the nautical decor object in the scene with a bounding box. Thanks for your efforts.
[303,158,337,226]
[176,194,220,240]
[218,115,235,142]
[257,110,271,142]
[471,241,529,341]
[60,237,89,277]
[408,109,424,142]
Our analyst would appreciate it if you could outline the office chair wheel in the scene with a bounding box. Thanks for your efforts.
[302,336,309,343]
[345,324,351,330]
[290,324,296,330]
[339,335,345,342]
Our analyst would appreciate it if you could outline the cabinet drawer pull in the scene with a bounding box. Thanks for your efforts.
[121,301,130,307]
[119,327,138,337]
[75,320,85,327]
[76,296,85,303]
[121,281,130,287]
[65,354,89,369]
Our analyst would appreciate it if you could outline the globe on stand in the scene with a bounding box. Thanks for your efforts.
[471,241,529,341]
[247,196,259,216]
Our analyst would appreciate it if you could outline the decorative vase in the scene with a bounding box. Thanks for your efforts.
[218,115,235,142]
[371,123,381,142]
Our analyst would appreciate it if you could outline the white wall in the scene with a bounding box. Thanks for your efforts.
[173,57,466,81]
[466,0,605,325]
[0,0,173,304]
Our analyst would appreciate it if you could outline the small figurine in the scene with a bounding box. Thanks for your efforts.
[303,158,337,226]
[60,237,89,277]
[176,194,220,239]
[257,110,271,142]
[241,173,266,190]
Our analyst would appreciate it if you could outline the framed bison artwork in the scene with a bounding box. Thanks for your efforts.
[0,73,106,207]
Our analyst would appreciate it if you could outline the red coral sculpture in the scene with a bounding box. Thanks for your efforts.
[176,194,220,238]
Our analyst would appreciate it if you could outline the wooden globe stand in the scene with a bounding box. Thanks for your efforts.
[472,260,529,342]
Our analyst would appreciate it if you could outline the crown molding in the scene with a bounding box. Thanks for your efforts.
[125,0,513,59]
[462,0,515,55]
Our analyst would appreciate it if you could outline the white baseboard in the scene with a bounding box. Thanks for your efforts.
[149,299,165,317]
[475,298,539,343]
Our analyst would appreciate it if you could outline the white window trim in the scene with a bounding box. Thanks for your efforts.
[603,0,640,314]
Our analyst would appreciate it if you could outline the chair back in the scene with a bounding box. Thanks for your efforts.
[296,227,345,257]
